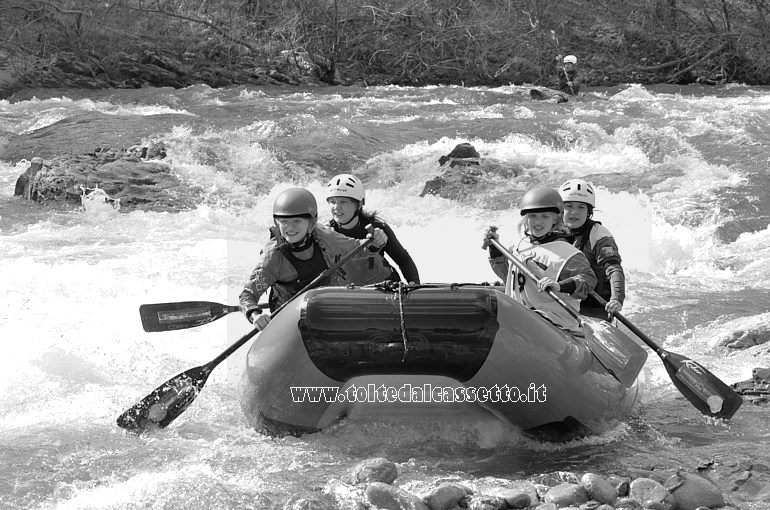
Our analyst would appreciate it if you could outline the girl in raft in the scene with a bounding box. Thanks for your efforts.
[558,179,625,320]
[239,187,390,331]
[481,186,597,332]
[325,173,421,284]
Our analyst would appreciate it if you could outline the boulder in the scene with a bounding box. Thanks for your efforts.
[14,157,44,199]
[13,142,204,212]
[420,143,522,203]
[731,367,770,405]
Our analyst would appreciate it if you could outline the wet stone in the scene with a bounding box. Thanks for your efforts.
[666,471,725,510]
[581,473,617,504]
[468,495,507,510]
[614,497,643,509]
[498,488,531,508]
[421,482,472,510]
[348,457,398,485]
[366,482,428,510]
[543,483,589,507]
[629,478,675,510]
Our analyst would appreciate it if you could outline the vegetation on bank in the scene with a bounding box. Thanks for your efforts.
[2,0,770,94]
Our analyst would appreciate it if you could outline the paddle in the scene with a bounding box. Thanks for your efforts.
[488,237,742,419]
[139,301,268,332]
[587,291,743,420]
[487,237,641,386]
[116,236,375,433]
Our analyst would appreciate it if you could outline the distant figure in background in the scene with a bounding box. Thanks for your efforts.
[239,187,389,331]
[555,54,580,95]
[326,173,421,284]
[482,186,596,332]
[558,179,625,320]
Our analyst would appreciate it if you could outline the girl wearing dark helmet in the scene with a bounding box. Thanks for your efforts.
[325,174,421,284]
[482,186,596,332]
[239,187,390,331]
[559,179,625,320]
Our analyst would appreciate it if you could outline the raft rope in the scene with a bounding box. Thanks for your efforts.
[370,281,504,362]
[372,281,414,362]
[396,282,408,362]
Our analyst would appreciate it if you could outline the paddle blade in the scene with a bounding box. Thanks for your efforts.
[581,318,648,387]
[660,351,743,420]
[140,301,239,332]
[116,366,211,433]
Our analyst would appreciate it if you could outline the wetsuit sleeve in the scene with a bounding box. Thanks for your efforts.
[606,264,626,303]
[488,251,510,282]
[593,235,625,303]
[557,251,597,300]
[239,248,278,318]
[380,222,421,283]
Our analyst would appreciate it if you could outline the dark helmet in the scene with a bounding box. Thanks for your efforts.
[519,187,564,215]
[273,188,318,218]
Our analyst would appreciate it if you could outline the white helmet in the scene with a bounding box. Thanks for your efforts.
[325,174,365,204]
[563,55,578,65]
[558,179,595,207]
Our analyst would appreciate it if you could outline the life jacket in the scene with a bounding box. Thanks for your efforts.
[507,236,583,331]
[328,214,395,285]
[269,241,330,310]
[569,220,621,304]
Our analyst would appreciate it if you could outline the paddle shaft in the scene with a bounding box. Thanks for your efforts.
[487,236,742,419]
[206,236,376,370]
[117,236,375,432]
[587,291,662,354]
[562,66,575,95]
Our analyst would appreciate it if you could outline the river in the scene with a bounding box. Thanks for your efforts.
[1,83,769,509]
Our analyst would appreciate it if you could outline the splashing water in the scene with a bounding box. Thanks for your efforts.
[1,83,769,509]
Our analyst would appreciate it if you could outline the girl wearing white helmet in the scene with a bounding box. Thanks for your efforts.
[559,179,626,319]
[325,174,420,284]
[557,54,580,95]
[239,187,390,331]
[481,186,597,332]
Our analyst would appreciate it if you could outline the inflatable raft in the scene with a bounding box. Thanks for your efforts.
[237,284,648,440]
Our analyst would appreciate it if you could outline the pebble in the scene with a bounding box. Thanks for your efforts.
[498,488,531,508]
[629,478,675,510]
[319,456,750,510]
[421,482,472,510]
[581,473,618,504]
[665,471,725,510]
[543,483,589,507]
[366,481,427,510]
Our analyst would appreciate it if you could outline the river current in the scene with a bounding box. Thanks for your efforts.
[1,83,769,509]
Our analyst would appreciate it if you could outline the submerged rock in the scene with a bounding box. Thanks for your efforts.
[348,457,398,485]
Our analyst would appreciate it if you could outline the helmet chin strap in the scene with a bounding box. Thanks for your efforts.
[277,217,317,252]
[337,209,360,228]
[287,235,314,252]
